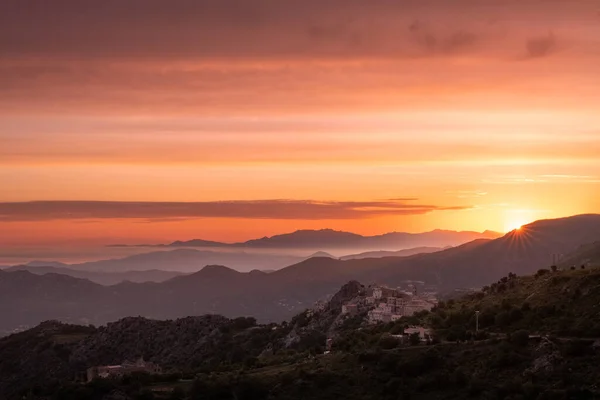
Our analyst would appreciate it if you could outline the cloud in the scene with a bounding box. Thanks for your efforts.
[526,33,557,58]
[408,20,478,54]
[1,0,595,60]
[0,200,470,222]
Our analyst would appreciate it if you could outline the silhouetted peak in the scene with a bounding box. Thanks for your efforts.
[308,251,336,259]
[197,265,240,277]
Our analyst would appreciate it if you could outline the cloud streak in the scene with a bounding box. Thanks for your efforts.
[0,200,469,222]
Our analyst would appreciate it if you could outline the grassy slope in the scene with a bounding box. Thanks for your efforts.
[428,267,600,338]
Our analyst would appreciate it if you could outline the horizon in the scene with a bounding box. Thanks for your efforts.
[1,212,597,266]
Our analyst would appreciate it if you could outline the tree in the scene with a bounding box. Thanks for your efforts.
[535,269,550,278]
[551,265,558,272]
[495,311,511,327]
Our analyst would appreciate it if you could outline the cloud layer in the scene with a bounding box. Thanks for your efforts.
[0,200,469,222]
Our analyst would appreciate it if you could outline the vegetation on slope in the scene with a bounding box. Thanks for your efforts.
[2,267,600,400]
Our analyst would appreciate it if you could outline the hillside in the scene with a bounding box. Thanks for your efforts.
[558,241,600,268]
[2,268,600,400]
[420,266,600,340]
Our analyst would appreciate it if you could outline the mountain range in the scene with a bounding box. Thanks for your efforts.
[3,265,186,286]
[339,246,445,260]
[0,214,599,335]
[120,228,501,250]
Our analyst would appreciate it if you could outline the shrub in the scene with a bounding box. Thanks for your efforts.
[535,269,550,278]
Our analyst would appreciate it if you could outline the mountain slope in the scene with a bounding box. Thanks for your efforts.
[5,265,185,285]
[558,241,600,268]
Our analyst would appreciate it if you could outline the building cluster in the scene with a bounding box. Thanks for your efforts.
[340,284,437,324]
[86,358,162,382]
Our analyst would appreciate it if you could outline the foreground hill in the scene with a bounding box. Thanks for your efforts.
[0,214,598,334]
[1,268,600,400]
[422,265,600,339]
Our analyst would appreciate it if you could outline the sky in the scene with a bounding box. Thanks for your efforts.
[1,0,600,250]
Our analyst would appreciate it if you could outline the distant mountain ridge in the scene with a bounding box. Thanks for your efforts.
[4,265,186,285]
[7,249,309,275]
[340,246,445,260]
[162,228,501,250]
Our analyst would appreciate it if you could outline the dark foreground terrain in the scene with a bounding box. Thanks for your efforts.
[1,266,600,400]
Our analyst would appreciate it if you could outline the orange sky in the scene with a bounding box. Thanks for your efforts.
[1,0,599,247]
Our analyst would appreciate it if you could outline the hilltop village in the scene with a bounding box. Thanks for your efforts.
[308,282,438,326]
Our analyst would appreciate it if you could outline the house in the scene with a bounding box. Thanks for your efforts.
[404,326,432,342]
[373,287,383,299]
[87,358,162,382]
[379,304,393,314]
[368,309,385,323]
[403,299,434,316]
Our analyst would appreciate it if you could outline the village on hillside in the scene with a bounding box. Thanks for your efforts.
[337,283,438,324]
[306,282,438,348]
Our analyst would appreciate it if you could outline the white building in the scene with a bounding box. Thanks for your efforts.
[379,304,393,314]
[404,326,432,342]
[403,299,434,316]
[373,287,383,299]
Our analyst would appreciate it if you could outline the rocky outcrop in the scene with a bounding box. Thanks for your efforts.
[525,337,563,376]
[327,281,364,311]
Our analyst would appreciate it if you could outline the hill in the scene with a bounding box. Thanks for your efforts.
[419,266,600,340]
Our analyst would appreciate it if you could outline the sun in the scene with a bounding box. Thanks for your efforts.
[511,223,523,231]
[504,210,533,233]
